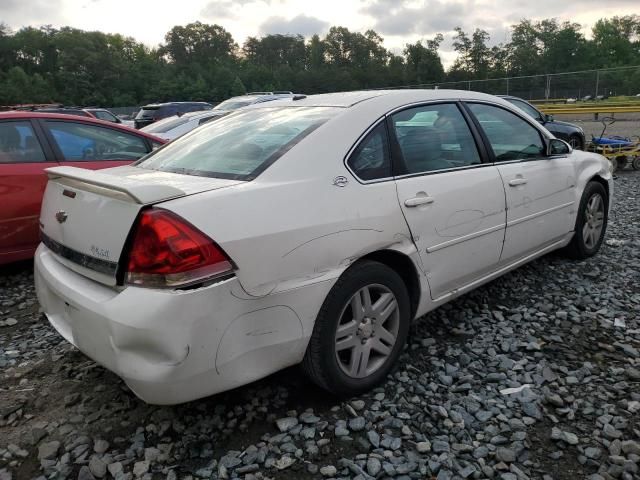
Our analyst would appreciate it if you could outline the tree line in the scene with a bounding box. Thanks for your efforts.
[0,14,639,107]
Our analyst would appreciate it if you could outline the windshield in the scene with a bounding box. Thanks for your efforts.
[143,116,190,134]
[137,107,339,180]
[215,99,254,111]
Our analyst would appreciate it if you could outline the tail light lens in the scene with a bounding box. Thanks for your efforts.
[125,209,234,288]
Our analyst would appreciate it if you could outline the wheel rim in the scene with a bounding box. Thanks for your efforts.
[582,193,605,249]
[569,136,581,149]
[334,284,400,379]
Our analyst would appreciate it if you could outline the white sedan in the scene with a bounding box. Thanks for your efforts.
[34,90,612,404]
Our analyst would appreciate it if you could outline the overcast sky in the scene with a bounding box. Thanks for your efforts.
[1,0,638,67]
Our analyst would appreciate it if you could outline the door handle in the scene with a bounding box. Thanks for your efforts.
[508,178,527,186]
[404,196,435,207]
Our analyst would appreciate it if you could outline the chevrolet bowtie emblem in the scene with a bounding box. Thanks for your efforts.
[55,210,68,224]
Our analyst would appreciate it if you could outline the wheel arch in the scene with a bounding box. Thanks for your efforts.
[357,249,422,320]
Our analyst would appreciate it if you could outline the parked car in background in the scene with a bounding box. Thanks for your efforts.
[34,90,611,404]
[141,110,228,141]
[134,102,212,129]
[84,108,134,127]
[26,106,126,125]
[0,111,166,265]
[499,95,586,150]
[214,92,300,111]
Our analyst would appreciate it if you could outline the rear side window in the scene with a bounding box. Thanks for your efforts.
[45,121,149,162]
[391,103,481,174]
[467,103,545,161]
[0,121,46,164]
[138,106,339,180]
[347,122,391,181]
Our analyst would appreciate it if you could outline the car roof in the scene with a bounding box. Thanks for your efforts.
[141,102,212,108]
[253,89,512,109]
[181,110,227,120]
[0,111,167,143]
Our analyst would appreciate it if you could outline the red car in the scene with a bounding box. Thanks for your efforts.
[0,112,166,265]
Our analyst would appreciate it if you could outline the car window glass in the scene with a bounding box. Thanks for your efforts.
[138,106,339,180]
[0,121,46,164]
[94,111,117,122]
[45,121,149,162]
[391,103,481,174]
[347,122,391,181]
[506,99,542,121]
[468,103,545,162]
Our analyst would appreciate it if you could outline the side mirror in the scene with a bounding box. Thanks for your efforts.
[545,114,554,123]
[548,138,572,156]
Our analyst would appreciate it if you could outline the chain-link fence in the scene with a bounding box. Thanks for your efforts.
[385,65,640,101]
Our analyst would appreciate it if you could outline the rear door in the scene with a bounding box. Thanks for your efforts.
[38,119,152,170]
[390,102,507,300]
[0,119,57,262]
[464,102,576,263]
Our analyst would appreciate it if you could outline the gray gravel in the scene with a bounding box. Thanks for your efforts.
[1,171,639,480]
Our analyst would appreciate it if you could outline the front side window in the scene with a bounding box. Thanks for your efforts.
[45,121,149,161]
[137,106,339,180]
[0,121,46,164]
[467,103,545,162]
[347,122,391,181]
[391,103,481,174]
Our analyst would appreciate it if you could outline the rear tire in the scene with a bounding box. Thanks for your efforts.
[564,181,608,260]
[302,260,410,396]
[632,156,640,171]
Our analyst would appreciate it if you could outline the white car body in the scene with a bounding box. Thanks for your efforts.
[34,90,613,404]
[141,110,226,141]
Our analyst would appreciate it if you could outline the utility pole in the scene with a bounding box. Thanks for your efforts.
[595,70,600,98]
[545,75,551,100]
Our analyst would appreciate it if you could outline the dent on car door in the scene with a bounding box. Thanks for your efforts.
[389,102,507,300]
[42,120,151,170]
[0,120,57,262]
[465,102,576,263]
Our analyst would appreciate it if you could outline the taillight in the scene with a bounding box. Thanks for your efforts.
[125,209,234,288]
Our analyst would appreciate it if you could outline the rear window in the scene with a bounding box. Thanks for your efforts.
[137,107,339,180]
[135,107,160,119]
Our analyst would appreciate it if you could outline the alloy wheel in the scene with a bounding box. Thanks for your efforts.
[334,284,400,378]
[582,193,605,249]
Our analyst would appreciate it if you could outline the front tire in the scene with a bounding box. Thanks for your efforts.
[303,260,410,396]
[564,181,608,259]
[569,134,584,150]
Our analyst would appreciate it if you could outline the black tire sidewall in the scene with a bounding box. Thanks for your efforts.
[570,135,583,151]
[313,261,411,395]
[573,182,608,257]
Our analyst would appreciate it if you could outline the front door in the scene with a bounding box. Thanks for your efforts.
[465,102,576,263]
[390,102,507,300]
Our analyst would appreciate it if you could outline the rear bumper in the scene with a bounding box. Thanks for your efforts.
[34,244,322,404]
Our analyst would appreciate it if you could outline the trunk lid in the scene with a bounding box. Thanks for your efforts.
[40,165,243,285]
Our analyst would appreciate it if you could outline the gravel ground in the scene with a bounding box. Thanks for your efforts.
[1,171,639,480]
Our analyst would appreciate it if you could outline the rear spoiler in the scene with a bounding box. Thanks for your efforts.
[45,166,186,204]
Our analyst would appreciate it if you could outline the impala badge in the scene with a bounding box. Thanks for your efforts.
[333,176,348,187]
[55,210,68,224]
